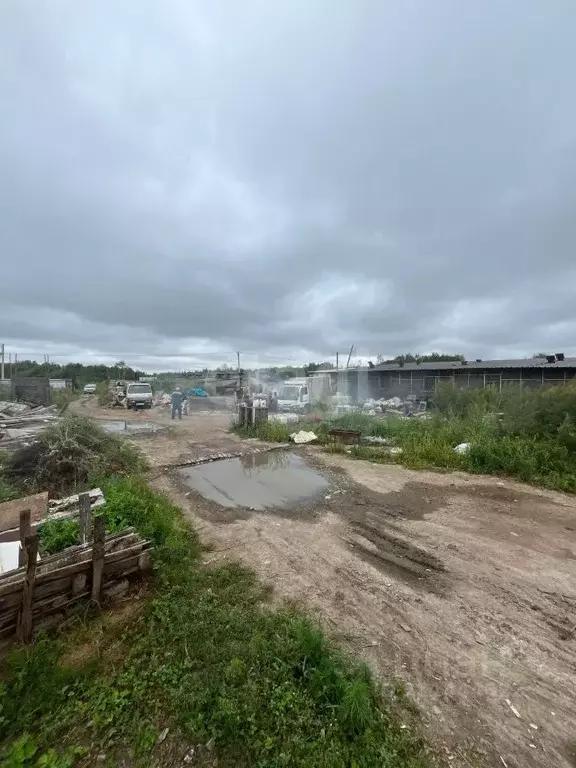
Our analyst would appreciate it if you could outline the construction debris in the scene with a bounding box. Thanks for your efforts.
[47,488,105,517]
[361,436,393,446]
[0,403,60,449]
[290,430,318,444]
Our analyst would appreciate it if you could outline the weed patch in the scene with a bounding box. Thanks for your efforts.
[333,386,576,491]
[2,415,146,494]
[232,420,293,442]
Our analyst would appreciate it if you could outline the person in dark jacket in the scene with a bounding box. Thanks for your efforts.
[171,387,183,420]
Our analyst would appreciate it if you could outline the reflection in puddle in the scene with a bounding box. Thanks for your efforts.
[178,451,328,510]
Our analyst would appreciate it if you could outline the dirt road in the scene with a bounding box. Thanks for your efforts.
[76,399,576,768]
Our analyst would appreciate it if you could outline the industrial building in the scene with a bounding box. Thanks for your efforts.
[316,354,576,401]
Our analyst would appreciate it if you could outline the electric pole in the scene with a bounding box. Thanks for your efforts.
[1,344,4,380]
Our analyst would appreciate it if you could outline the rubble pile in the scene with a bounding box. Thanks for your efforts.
[0,401,60,450]
[362,395,428,417]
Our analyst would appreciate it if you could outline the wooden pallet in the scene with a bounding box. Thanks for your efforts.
[0,497,151,642]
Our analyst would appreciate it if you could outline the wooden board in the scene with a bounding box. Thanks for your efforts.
[0,493,48,539]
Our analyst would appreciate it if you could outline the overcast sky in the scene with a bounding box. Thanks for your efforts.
[1,1,575,370]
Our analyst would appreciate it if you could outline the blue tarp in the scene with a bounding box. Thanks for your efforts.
[187,387,208,397]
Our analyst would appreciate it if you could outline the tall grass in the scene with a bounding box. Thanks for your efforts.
[327,385,576,491]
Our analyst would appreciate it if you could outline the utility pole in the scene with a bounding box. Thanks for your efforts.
[336,352,339,371]
[1,344,4,380]
[346,344,354,368]
[237,351,242,395]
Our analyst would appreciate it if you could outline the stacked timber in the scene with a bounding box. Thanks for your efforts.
[0,404,60,449]
[0,519,151,643]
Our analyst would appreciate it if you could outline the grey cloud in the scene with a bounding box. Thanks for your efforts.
[2,0,576,367]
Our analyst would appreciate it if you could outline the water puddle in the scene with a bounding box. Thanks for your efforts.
[178,451,328,510]
[101,420,164,435]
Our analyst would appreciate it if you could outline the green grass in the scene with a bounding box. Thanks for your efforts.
[0,478,431,768]
[232,420,293,442]
[232,385,576,492]
[321,410,576,491]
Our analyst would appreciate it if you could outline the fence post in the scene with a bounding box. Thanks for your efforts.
[18,509,31,568]
[17,534,39,643]
[78,492,91,543]
[91,516,106,603]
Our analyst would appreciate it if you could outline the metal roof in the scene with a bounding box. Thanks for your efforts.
[314,357,576,374]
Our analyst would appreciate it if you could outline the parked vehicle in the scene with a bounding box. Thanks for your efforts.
[277,378,310,411]
[125,382,153,409]
[83,383,97,394]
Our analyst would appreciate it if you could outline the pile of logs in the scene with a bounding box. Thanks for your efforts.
[0,499,151,643]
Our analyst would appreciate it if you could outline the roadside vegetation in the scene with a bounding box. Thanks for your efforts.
[0,420,431,767]
[234,385,576,492]
[2,414,145,495]
[50,389,79,411]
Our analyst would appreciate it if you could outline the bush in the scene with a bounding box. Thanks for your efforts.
[3,415,146,494]
[50,389,78,411]
[96,381,109,407]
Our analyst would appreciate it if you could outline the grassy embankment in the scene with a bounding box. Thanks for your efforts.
[234,385,576,492]
[0,416,431,767]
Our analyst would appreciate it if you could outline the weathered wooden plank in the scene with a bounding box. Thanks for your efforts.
[17,534,38,643]
[103,554,140,577]
[91,516,105,602]
[102,541,149,567]
[72,572,87,596]
[78,492,90,544]
[18,509,31,568]
[0,528,139,584]
[0,492,48,536]
[0,607,19,630]
[0,536,150,598]
[0,574,74,612]
[32,590,91,620]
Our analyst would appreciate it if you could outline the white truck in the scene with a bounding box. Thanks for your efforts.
[125,382,153,410]
[277,378,311,412]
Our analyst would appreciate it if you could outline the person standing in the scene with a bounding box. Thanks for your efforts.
[171,387,183,420]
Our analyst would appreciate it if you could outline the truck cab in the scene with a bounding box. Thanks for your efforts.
[125,383,153,409]
[277,380,310,412]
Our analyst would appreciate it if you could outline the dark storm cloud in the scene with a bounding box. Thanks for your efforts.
[1,0,576,366]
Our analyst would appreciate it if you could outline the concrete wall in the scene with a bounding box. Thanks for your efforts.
[11,377,51,405]
[49,379,73,390]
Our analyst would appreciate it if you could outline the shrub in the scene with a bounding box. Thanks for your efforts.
[3,415,146,494]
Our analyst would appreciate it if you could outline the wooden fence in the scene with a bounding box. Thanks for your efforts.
[0,493,151,643]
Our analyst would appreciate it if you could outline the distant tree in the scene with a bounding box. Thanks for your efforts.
[378,352,465,364]
[532,352,547,358]
[303,361,333,376]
